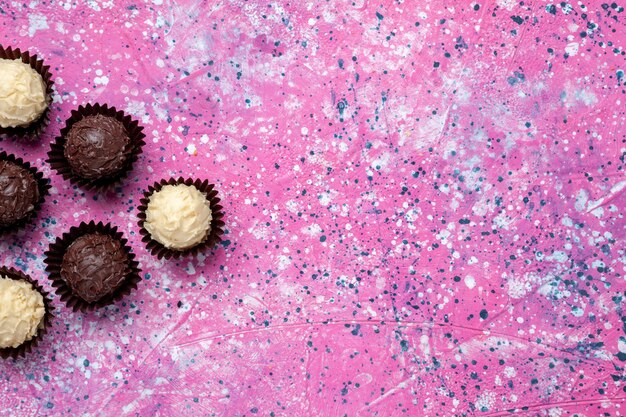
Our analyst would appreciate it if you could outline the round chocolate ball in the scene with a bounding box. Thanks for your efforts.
[64,114,130,179]
[0,160,40,228]
[60,233,130,303]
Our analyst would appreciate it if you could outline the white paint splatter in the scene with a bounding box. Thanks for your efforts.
[496,0,516,10]
[28,14,48,37]
[301,223,322,237]
[565,42,579,56]
[507,277,532,299]
[419,335,430,357]
[475,391,496,411]
[94,75,109,86]
[574,189,588,212]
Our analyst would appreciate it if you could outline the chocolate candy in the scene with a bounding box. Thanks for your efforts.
[64,114,130,179]
[0,160,40,228]
[60,233,130,303]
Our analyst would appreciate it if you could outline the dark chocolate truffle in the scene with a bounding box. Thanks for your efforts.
[60,233,130,303]
[0,160,40,228]
[64,114,130,179]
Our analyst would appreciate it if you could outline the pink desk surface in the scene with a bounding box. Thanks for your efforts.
[1,1,625,416]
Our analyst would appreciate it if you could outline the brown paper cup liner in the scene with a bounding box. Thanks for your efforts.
[0,45,54,141]
[0,267,54,359]
[47,103,146,191]
[137,177,225,260]
[0,151,50,235]
[43,220,142,312]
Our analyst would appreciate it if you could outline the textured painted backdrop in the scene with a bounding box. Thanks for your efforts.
[1,1,626,416]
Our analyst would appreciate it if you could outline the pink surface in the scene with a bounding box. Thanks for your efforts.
[1,1,626,416]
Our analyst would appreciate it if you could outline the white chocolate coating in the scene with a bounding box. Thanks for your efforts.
[0,277,45,349]
[144,184,213,250]
[0,58,48,128]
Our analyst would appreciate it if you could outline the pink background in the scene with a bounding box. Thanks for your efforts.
[1,1,626,416]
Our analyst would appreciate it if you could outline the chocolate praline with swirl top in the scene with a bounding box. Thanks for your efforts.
[60,233,130,303]
[64,114,130,179]
[0,159,40,228]
[44,221,142,312]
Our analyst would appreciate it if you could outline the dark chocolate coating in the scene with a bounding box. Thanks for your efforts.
[61,233,130,303]
[0,160,40,227]
[64,114,130,179]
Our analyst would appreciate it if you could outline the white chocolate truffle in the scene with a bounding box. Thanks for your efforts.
[0,58,48,128]
[144,184,213,250]
[0,277,45,349]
